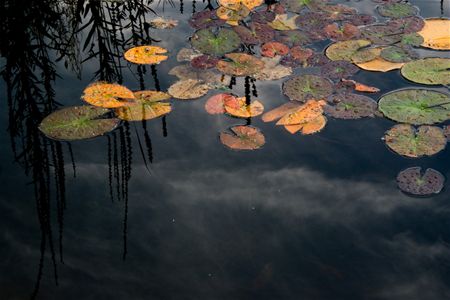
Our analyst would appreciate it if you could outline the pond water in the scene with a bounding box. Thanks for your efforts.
[1,0,450,299]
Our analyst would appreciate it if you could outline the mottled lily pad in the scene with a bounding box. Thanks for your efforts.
[269,14,299,30]
[378,89,450,125]
[205,93,236,115]
[168,79,210,100]
[82,82,135,108]
[325,40,371,61]
[320,60,359,79]
[116,91,172,121]
[383,124,446,158]
[351,47,380,64]
[377,3,418,18]
[233,23,275,44]
[39,106,119,141]
[189,10,226,29]
[283,75,333,102]
[276,100,326,125]
[387,16,424,34]
[355,47,405,72]
[282,0,323,13]
[400,58,450,85]
[169,64,231,87]
[324,23,360,41]
[191,28,241,56]
[275,30,311,46]
[220,125,265,150]
[262,102,302,122]
[190,55,219,69]
[401,33,424,47]
[216,4,250,26]
[224,97,264,118]
[261,42,290,57]
[284,115,327,135]
[251,10,276,23]
[217,53,265,76]
[124,46,168,65]
[380,46,416,63]
[254,56,293,81]
[397,167,445,196]
[325,93,378,119]
[360,24,404,45]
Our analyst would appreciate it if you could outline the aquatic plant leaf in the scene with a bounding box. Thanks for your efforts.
[261,42,290,57]
[148,17,178,29]
[39,106,119,141]
[218,0,264,10]
[216,53,265,76]
[82,82,135,108]
[284,115,327,135]
[351,47,379,64]
[283,75,333,102]
[325,93,378,119]
[190,55,219,69]
[380,46,416,63]
[269,14,298,30]
[397,167,445,196]
[216,4,250,26]
[383,124,446,158]
[220,125,265,150]
[401,33,424,47]
[254,56,292,81]
[275,30,311,46]
[205,93,237,115]
[355,48,404,72]
[224,97,264,118]
[189,10,226,29]
[191,28,241,56]
[233,23,275,44]
[341,79,380,93]
[169,64,231,87]
[276,99,326,125]
[320,60,359,79]
[387,16,425,34]
[343,14,376,26]
[176,48,202,62]
[377,3,418,18]
[168,79,210,100]
[262,102,302,122]
[417,18,450,50]
[116,91,172,121]
[295,12,329,38]
[400,58,450,85]
[251,10,276,23]
[124,46,168,65]
[360,24,404,45]
[325,40,371,61]
[318,4,358,21]
[324,23,360,41]
[378,89,450,125]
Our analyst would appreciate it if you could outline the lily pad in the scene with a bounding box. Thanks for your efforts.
[282,0,323,13]
[124,46,168,65]
[377,3,418,18]
[205,93,236,115]
[400,58,450,85]
[378,89,450,125]
[176,48,202,62]
[220,125,265,150]
[401,33,424,47]
[191,28,241,56]
[216,53,265,76]
[216,4,250,26]
[269,14,299,30]
[417,18,450,50]
[168,79,210,100]
[325,93,378,119]
[351,47,380,64]
[325,40,371,61]
[39,106,119,141]
[276,100,326,125]
[190,55,219,69]
[233,23,275,45]
[283,75,333,102]
[254,56,293,81]
[320,60,359,79]
[284,115,327,135]
[355,47,405,72]
[251,10,276,23]
[82,82,135,108]
[262,102,302,122]
[116,91,172,121]
[148,17,178,29]
[397,167,445,196]
[169,64,231,87]
[387,16,425,34]
[261,42,290,57]
[324,23,360,41]
[360,24,404,45]
[383,124,446,158]
[189,10,226,29]
[224,97,264,118]
[275,30,312,46]
[380,46,416,63]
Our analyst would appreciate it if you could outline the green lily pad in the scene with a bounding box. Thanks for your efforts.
[39,106,119,141]
[400,58,450,85]
[401,33,424,46]
[378,89,450,125]
[325,40,371,61]
[325,93,378,119]
[191,28,241,56]
[377,3,418,18]
[283,75,333,102]
[383,124,446,158]
[380,46,416,63]
[351,47,379,64]
[397,167,445,197]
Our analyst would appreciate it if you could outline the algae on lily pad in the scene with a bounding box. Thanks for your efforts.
[325,94,378,119]
[220,125,265,150]
[397,167,445,196]
[378,89,450,125]
[282,75,333,102]
[116,91,172,121]
[383,124,446,158]
[325,40,371,61]
[39,106,119,141]
[191,28,241,56]
[400,58,450,85]
[380,46,416,63]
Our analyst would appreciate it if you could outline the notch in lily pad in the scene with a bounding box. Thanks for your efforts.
[397,167,445,197]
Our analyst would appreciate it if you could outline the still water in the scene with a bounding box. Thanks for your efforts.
[1,0,450,299]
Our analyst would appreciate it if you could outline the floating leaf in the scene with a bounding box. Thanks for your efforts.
[284,115,327,135]
[377,3,418,18]
[82,82,135,108]
[216,4,250,26]
[220,125,265,150]
[205,93,236,115]
[380,46,416,63]
[218,0,264,10]
[168,79,210,100]
[282,0,322,13]
[124,46,168,65]
[444,125,450,141]
[325,93,378,119]
[39,106,119,141]
[283,75,333,102]
[383,124,446,158]
[191,28,241,56]
[261,42,290,57]
[276,99,326,125]
[116,91,172,121]
[275,30,311,46]
[233,23,275,44]
[343,14,376,26]
[262,102,302,122]
[318,4,357,21]
[191,55,219,69]
[360,24,404,45]
[269,14,298,30]
[341,79,380,93]
[148,17,178,29]
[224,97,264,118]
[217,53,265,76]
[325,40,371,61]
[387,16,424,34]
[251,10,276,23]
[400,58,450,85]
[189,10,226,29]
[254,56,292,81]
[176,48,202,62]
[320,60,359,79]
[324,23,360,41]
[401,33,424,47]
[417,18,450,50]
[169,64,231,87]
[378,89,450,125]
[397,167,445,196]
[355,47,405,72]
[351,47,379,64]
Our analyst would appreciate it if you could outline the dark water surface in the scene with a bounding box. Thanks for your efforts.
[1,0,450,299]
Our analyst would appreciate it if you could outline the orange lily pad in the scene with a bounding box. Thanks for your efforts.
[220,125,265,150]
[124,46,168,65]
[82,82,135,108]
